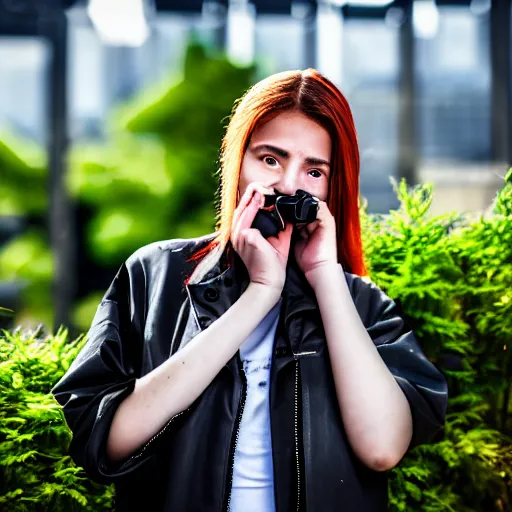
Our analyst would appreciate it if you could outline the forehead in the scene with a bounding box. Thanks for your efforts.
[250,111,331,159]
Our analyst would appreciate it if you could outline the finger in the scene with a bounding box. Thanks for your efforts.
[298,226,308,240]
[238,182,261,209]
[267,221,292,244]
[238,191,264,232]
[232,192,263,251]
[314,201,334,225]
[241,182,273,206]
[233,182,271,229]
[231,182,275,251]
[305,220,320,235]
[233,184,263,230]
[231,192,255,251]
[249,182,274,197]
[268,223,293,258]
[240,228,271,255]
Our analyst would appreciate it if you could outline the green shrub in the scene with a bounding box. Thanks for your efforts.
[362,170,512,511]
[0,40,255,330]
[0,232,54,328]
[0,133,47,216]
[0,327,113,511]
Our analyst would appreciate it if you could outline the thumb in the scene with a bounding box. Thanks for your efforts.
[279,223,294,258]
[269,223,293,256]
[283,222,294,236]
[280,223,294,246]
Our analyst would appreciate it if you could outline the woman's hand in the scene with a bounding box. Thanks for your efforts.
[231,183,293,297]
[293,200,338,280]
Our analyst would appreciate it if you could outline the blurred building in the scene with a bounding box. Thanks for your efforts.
[0,0,509,215]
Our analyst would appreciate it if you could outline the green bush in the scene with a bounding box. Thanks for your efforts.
[0,328,113,511]
[0,133,51,328]
[362,169,512,511]
[0,231,54,328]
[0,133,47,216]
[1,170,511,511]
[0,40,255,330]
[68,42,255,267]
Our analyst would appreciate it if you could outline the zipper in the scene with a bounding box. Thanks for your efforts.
[294,359,301,512]
[224,351,247,512]
[128,407,191,462]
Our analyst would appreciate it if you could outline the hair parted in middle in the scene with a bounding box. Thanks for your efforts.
[186,68,367,285]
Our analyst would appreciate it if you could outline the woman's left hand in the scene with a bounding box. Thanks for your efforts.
[293,201,338,280]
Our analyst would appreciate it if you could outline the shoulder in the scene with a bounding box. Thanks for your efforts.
[342,270,398,327]
[125,232,217,270]
[343,270,386,300]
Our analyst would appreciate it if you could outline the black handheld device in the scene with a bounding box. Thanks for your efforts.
[251,189,319,239]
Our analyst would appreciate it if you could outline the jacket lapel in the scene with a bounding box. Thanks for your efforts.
[183,244,321,355]
[185,251,249,327]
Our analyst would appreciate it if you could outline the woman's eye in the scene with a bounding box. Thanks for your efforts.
[309,169,322,178]
[262,156,278,167]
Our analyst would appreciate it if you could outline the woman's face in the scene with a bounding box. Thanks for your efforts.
[238,110,332,203]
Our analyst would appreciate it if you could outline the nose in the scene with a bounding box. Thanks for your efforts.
[276,168,299,196]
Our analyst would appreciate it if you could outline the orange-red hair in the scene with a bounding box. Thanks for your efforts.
[185,68,368,284]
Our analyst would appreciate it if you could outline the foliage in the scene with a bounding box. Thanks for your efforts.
[0,132,47,216]
[0,231,54,328]
[361,169,512,511]
[68,42,254,266]
[0,40,255,328]
[0,327,113,511]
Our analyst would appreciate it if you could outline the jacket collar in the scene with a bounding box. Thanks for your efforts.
[186,241,319,334]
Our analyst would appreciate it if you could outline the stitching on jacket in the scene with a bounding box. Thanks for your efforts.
[100,299,118,306]
[293,351,317,359]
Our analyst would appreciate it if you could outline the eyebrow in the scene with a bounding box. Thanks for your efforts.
[250,144,331,168]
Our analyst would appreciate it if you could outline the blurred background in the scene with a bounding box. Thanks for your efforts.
[0,0,510,333]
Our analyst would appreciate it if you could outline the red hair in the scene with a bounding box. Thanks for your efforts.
[185,69,368,284]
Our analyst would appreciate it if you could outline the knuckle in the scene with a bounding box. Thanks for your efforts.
[245,230,256,245]
[247,182,259,195]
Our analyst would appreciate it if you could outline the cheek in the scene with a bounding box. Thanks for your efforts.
[238,157,252,200]
[320,180,329,202]
[238,155,273,198]
[304,179,329,202]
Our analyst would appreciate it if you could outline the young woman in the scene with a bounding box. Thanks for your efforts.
[52,69,448,512]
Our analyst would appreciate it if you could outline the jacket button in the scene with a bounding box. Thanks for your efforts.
[204,287,219,302]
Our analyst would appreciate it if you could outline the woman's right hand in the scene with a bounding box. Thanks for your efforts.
[231,183,293,297]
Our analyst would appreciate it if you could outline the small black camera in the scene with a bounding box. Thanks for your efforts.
[251,189,319,239]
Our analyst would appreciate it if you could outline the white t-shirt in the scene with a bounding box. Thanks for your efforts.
[228,299,282,512]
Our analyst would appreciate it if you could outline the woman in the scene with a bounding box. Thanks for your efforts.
[52,69,448,512]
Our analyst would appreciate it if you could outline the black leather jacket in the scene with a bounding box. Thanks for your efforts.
[52,234,448,512]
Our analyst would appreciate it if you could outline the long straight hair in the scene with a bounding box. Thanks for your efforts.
[185,68,367,285]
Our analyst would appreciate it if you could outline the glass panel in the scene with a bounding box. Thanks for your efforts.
[416,6,491,161]
[255,14,303,77]
[343,19,400,213]
[0,37,48,143]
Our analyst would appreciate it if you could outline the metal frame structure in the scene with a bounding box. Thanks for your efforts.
[1,0,73,330]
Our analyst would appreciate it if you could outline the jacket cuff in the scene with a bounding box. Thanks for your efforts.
[392,375,446,451]
[68,379,152,484]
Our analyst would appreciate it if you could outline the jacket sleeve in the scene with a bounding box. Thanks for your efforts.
[348,274,448,451]
[51,259,147,483]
